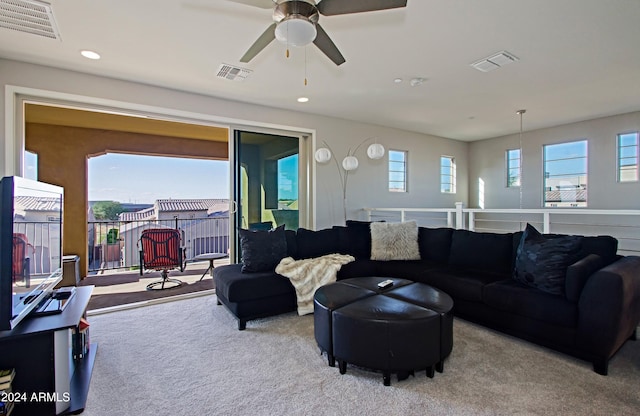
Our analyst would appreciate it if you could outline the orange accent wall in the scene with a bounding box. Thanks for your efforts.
[25,123,229,278]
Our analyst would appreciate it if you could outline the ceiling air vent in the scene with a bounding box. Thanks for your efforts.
[0,0,60,40]
[216,64,252,82]
[470,51,519,72]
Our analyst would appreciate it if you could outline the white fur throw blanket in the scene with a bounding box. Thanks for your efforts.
[275,254,355,316]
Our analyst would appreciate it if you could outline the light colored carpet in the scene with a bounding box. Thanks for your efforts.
[83,295,640,416]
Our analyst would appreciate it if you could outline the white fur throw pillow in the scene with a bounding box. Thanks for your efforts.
[370,221,420,261]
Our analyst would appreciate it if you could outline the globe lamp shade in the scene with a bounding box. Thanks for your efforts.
[342,156,359,171]
[367,143,385,160]
[314,148,332,163]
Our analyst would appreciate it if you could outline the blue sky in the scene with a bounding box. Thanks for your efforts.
[278,154,298,200]
[88,153,229,203]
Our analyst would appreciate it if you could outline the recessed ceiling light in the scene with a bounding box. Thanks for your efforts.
[297,97,309,103]
[394,78,403,84]
[80,50,101,60]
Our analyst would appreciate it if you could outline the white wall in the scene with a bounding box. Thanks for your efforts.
[313,119,469,223]
[0,59,467,229]
[468,111,640,209]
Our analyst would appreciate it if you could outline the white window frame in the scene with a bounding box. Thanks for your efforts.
[440,156,456,194]
[506,148,521,187]
[543,140,588,208]
[388,149,407,192]
[617,132,639,183]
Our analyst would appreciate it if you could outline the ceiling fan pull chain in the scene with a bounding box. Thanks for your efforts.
[286,21,290,58]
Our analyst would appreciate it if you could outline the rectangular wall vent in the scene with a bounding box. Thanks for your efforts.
[216,64,253,82]
[471,51,519,72]
[0,0,61,40]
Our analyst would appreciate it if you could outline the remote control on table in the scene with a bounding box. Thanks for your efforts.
[377,279,394,289]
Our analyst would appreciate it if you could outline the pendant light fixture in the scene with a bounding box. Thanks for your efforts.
[517,109,526,229]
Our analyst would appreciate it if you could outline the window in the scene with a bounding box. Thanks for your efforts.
[506,148,521,187]
[617,132,639,182]
[24,150,38,180]
[543,140,587,207]
[388,150,407,192]
[278,153,299,205]
[440,156,456,193]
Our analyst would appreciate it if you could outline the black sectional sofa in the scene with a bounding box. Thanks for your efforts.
[214,221,640,375]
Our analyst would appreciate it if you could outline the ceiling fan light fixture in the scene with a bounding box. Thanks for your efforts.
[275,16,317,47]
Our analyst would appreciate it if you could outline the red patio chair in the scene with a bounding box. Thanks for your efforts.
[138,228,185,290]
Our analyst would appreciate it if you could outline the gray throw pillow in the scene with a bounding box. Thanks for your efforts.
[370,221,420,261]
[513,224,583,296]
[239,224,287,273]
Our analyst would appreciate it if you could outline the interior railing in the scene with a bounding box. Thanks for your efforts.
[363,204,640,256]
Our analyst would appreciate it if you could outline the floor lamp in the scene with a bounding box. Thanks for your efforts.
[315,138,385,223]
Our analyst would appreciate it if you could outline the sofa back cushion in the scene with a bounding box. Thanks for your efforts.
[296,227,342,259]
[448,229,514,274]
[285,229,298,259]
[418,227,453,264]
[345,220,374,259]
[542,233,617,262]
[577,235,618,264]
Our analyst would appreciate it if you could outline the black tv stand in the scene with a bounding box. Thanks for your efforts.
[0,286,95,415]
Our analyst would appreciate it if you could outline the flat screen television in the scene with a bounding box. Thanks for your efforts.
[0,176,64,331]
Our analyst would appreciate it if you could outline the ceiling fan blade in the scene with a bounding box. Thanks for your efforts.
[240,23,277,63]
[317,0,407,16]
[313,24,346,66]
[225,0,275,9]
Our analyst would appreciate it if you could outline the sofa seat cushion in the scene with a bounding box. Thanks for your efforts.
[483,279,578,328]
[423,267,508,302]
[214,264,294,303]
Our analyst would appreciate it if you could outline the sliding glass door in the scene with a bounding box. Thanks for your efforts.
[230,130,309,262]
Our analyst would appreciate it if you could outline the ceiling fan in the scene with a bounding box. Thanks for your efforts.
[231,0,408,66]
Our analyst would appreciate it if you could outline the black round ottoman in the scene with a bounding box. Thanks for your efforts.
[313,277,454,386]
[314,277,413,367]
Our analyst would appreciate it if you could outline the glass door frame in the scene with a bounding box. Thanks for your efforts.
[228,125,314,263]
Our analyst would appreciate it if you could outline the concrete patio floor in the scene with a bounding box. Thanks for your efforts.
[80,257,230,313]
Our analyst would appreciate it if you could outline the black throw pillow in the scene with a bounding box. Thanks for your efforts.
[239,224,287,273]
[513,224,583,296]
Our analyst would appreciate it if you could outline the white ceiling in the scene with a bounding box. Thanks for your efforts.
[1,0,640,141]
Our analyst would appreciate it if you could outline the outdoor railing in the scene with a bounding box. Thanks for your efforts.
[363,204,640,256]
[88,216,229,272]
